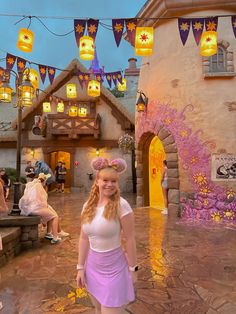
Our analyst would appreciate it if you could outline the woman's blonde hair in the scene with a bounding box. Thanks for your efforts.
[81,168,120,224]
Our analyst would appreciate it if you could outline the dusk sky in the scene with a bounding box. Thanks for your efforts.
[0,0,147,87]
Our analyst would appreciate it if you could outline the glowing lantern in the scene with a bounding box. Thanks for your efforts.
[68,105,78,117]
[117,78,127,92]
[78,107,87,117]
[0,80,12,103]
[136,92,148,112]
[135,27,154,57]
[57,101,64,113]
[19,76,34,107]
[80,36,94,61]
[43,102,51,113]
[66,84,77,99]
[17,28,34,53]
[24,68,39,90]
[200,31,217,57]
[87,80,100,97]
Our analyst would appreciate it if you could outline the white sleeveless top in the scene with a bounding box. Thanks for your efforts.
[82,197,133,252]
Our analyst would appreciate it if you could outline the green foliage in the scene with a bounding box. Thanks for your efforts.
[4,168,27,184]
[108,86,124,98]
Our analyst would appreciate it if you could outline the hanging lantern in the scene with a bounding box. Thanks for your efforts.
[43,102,51,113]
[136,92,148,112]
[68,105,78,117]
[117,78,127,92]
[80,36,95,61]
[87,80,100,97]
[135,27,154,57]
[0,80,12,103]
[17,28,34,53]
[23,68,39,90]
[66,84,77,99]
[19,77,34,107]
[200,31,217,57]
[57,101,64,113]
[78,107,87,117]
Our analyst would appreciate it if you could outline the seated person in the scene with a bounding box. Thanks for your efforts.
[25,160,36,182]
[0,177,8,213]
[19,173,69,244]
[0,168,11,200]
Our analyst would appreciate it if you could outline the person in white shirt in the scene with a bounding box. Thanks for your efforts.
[76,157,137,314]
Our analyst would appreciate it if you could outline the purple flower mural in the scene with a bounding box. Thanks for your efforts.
[136,101,236,223]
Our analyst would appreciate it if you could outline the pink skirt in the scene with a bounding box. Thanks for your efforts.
[85,247,135,307]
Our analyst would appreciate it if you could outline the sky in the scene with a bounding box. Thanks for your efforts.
[0,0,147,88]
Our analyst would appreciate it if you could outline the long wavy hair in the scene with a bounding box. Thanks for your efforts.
[81,168,120,224]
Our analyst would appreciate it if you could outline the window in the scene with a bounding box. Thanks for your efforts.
[209,47,226,73]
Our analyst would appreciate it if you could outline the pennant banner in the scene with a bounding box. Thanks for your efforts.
[105,73,112,88]
[48,67,56,85]
[231,16,236,39]
[205,17,218,31]
[178,18,191,45]
[87,19,99,40]
[39,65,47,84]
[95,73,102,82]
[6,53,16,71]
[112,19,125,47]
[74,19,86,47]
[125,19,137,47]
[111,72,117,86]
[16,57,26,73]
[191,18,205,46]
[116,71,123,84]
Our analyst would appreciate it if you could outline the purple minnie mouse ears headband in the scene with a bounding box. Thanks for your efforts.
[91,157,127,174]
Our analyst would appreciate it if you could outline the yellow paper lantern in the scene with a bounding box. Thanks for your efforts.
[68,105,78,117]
[17,28,34,53]
[43,102,51,113]
[200,31,218,57]
[23,68,39,90]
[0,81,12,103]
[57,101,64,113]
[87,80,100,97]
[117,78,127,92]
[135,27,154,57]
[78,107,87,117]
[66,84,77,99]
[80,36,95,61]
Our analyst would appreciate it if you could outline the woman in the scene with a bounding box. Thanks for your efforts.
[19,173,61,244]
[76,157,137,314]
[0,177,8,213]
[161,160,168,215]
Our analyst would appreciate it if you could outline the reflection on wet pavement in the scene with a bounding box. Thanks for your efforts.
[0,191,236,313]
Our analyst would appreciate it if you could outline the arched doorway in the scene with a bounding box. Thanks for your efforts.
[136,127,180,217]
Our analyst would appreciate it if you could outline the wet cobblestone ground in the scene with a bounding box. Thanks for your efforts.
[0,190,236,313]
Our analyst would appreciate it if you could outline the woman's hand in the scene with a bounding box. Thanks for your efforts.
[76,269,86,288]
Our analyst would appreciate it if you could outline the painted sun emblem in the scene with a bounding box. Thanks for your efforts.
[199,186,211,195]
[112,75,116,79]
[193,22,203,31]
[180,130,188,137]
[88,24,97,34]
[206,21,216,31]
[224,210,235,220]
[114,23,123,32]
[180,22,189,31]
[193,173,207,186]
[127,22,136,32]
[211,211,221,222]
[140,33,149,41]
[7,57,14,65]
[84,75,89,80]
[49,68,55,75]
[40,68,46,74]
[107,75,111,80]
[79,74,83,80]
[165,117,171,125]
[191,156,198,164]
[97,76,101,81]
[18,61,24,69]
[76,24,84,33]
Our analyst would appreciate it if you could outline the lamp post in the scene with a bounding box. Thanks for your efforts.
[0,68,35,215]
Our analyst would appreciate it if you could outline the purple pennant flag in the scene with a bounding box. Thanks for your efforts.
[6,53,16,71]
[112,19,125,47]
[16,57,26,73]
[47,67,56,85]
[205,17,218,31]
[77,71,85,89]
[105,73,112,88]
[191,18,205,46]
[74,19,86,48]
[231,16,236,39]
[111,72,117,86]
[125,19,137,47]
[178,18,191,45]
[95,74,103,83]
[87,19,99,40]
[116,71,123,84]
[38,64,47,84]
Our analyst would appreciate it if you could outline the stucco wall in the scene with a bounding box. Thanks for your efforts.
[137,9,236,192]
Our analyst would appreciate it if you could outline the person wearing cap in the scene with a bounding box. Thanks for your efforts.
[0,169,11,200]
[54,161,67,193]
[19,173,69,244]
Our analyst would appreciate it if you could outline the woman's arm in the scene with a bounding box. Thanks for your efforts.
[76,228,89,288]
